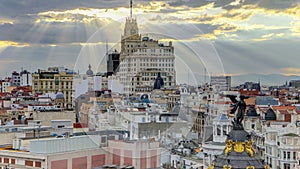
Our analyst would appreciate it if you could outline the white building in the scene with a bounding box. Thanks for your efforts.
[202,113,231,169]
[264,121,300,169]
[20,70,32,86]
[170,152,203,169]
[11,71,21,86]
[1,79,10,92]
[73,75,89,98]
[180,86,200,110]
[210,76,231,92]
[108,76,124,94]
[4,135,161,169]
[117,12,176,94]
[0,135,110,169]
[277,133,300,169]
[73,65,108,99]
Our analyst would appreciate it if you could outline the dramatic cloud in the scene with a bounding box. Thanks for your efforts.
[138,2,299,42]
[0,0,299,83]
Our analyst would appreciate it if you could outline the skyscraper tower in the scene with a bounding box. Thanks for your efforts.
[121,0,140,59]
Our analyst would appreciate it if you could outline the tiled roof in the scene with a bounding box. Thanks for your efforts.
[272,106,295,111]
[256,96,279,105]
[278,110,289,115]
[215,101,232,105]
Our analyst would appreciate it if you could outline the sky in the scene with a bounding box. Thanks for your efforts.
[0,0,299,85]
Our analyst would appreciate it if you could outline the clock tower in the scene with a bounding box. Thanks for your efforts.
[122,0,139,39]
[120,0,141,59]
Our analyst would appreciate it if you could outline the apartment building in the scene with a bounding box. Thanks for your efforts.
[32,67,75,109]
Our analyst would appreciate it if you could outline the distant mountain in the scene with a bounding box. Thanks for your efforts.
[231,73,300,86]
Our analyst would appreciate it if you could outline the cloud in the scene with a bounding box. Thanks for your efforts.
[0,18,14,25]
[262,33,274,38]
[136,1,170,12]
[214,37,300,75]
[244,0,300,10]
[0,44,81,76]
[281,67,300,76]
[0,0,129,18]
[251,33,274,41]
[0,0,299,79]
[0,14,118,45]
[0,59,21,64]
[142,2,298,41]
[197,33,217,40]
[0,41,29,47]
[36,8,117,23]
[290,21,300,36]
[0,0,298,45]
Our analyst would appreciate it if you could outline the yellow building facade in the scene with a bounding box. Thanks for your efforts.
[32,68,74,109]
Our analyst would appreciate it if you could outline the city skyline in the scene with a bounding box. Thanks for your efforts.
[0,0,299,85]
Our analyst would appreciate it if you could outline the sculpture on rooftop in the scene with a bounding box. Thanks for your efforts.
[226,95,247,130]
[154,72,164,89]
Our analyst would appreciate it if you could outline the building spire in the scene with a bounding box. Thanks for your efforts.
[130,0,133,18]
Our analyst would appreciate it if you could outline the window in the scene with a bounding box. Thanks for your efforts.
[11,158,15,164]
[35,161,41,168]
[25,160,33,166]
[284,163,290,169]
[150,116,154,122]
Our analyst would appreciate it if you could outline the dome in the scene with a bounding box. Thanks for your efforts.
[207,107,269,169]
[86,69,93,76]
[209,129,268,169]
[56,92,64,99]
[265,107,276,120]
[246,106,259,117]
[140,94,149,99]
[86,64,94,76]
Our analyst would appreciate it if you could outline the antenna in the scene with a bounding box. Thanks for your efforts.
[106,40,108,62]
[106,40,108,54]
[130,0,133,18]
